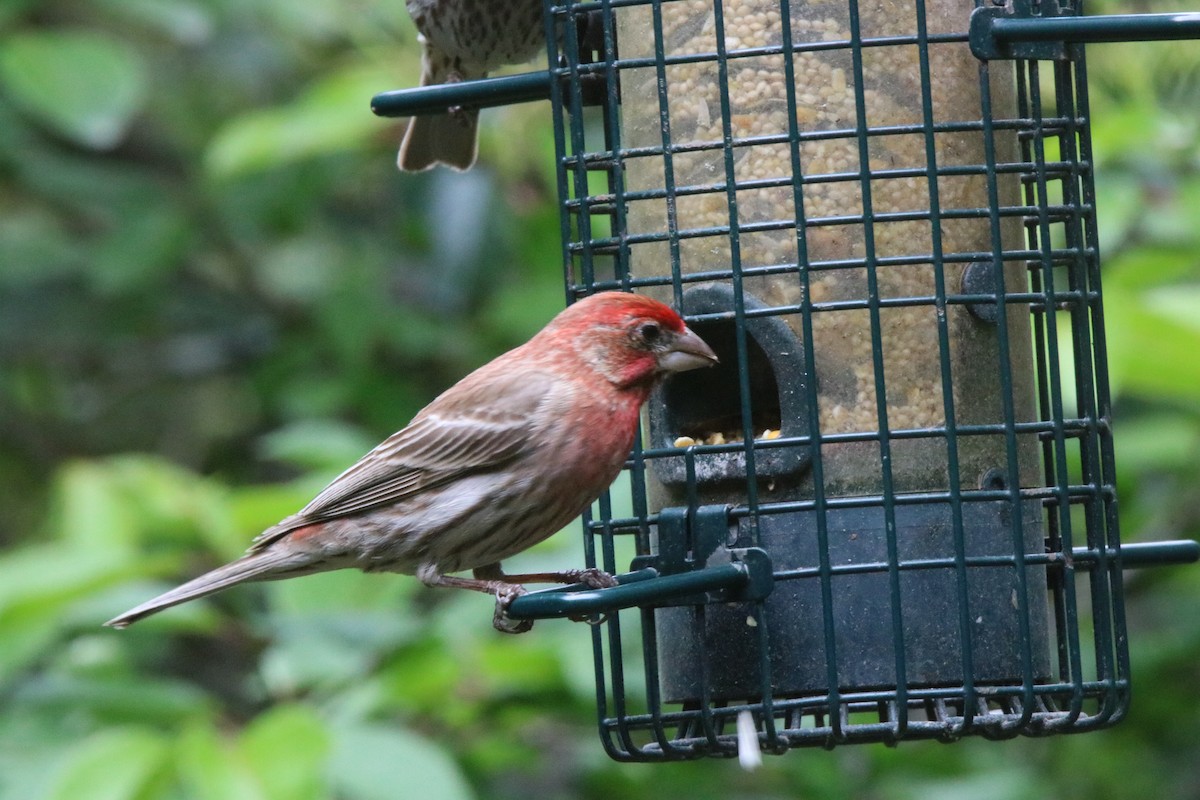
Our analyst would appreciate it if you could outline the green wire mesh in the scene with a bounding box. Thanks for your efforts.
[546,0,1126,761]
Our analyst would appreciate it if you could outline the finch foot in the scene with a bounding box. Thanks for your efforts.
[567,567,619,589]
[440,71,474,128]
[566,569,616,625]
[469,564,619,630]
[493,583,532,634]
[475,564,618,589]
[419,569,533,633]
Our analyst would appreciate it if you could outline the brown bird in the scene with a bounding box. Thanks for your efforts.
[399,0,545,171]
[105,292,717,633]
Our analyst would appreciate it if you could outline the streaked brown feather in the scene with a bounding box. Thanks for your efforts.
[250,370,555,550]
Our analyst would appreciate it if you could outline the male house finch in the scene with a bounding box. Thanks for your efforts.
[106,292,717,633]
[398,0,545,172]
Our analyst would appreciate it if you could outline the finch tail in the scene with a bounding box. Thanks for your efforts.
[398,111,479,172]
[104,548,316,629]
[397,48,481,172]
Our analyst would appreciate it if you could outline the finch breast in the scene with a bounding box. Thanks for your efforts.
[406,0,545,75]
[337,463,603,578]
[431,419,633,574]
[354,402,634,577]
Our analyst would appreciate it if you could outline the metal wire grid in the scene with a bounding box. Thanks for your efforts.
[545,0,1125,760]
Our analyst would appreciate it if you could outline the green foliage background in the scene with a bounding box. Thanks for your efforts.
[1,1,1197,798]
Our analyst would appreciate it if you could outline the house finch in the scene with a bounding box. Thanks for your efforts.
[398,0,545,172]
[105,292,717,633]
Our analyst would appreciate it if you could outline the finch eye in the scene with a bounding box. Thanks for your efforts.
[638,322,662,344]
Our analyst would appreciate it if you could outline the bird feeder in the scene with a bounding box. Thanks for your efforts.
[373,0,1200,762]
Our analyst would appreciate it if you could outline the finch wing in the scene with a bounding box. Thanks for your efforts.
[250,369,556,550]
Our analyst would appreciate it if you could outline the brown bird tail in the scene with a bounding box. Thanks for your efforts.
[397,48,481,172]
[104,548,316,629]
[398,110,479,172]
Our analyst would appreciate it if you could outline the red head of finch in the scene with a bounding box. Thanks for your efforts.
[106,292,717,632]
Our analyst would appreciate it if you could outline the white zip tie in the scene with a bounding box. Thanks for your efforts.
[736,710,763,770]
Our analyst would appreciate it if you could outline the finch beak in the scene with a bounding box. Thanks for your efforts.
[659,326,719,373]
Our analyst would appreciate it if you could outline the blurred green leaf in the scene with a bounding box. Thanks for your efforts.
[1104,274,1200,402]
[0,30,147,148]
[48,457,239,558]
[0,543,129,621]
[890,771,1041,800]
[1141,179,1200,246]
[0,0,40,29]
[45,727,170,800]
[228,483,316,546]
[258,626,375,696]
[1103,245,1198,293]
[205,65,395,178]
[258,419,377,472]
[92,0,215,45]
[1091,171,1142,253]
[15,672,214,727]
[0,205,83,286]
[1089,99,1162,165]
[483,272,566,344]
[1144,283,1200,334]
[476,637,569,699]
[0,543,139,681]
[1116,415,1200,476]
[239,705,330,800]
[252,235,342,307]
[328,722,476,800]
[47,461,142,554]
[91,203,191,295]
[175,724,266,800]
[375,637,464,717]
[260,571,421,694]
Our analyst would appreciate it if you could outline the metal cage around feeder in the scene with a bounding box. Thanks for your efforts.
[372,0,1200,762]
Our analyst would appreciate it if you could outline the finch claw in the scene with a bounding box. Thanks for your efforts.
[493,583,532,634]
[566,570,615,625]
[575,568,619,590]
[493,612,533,634]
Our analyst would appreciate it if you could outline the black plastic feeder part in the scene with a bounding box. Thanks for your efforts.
[653,501,1049,703]
[649,284,811,489]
